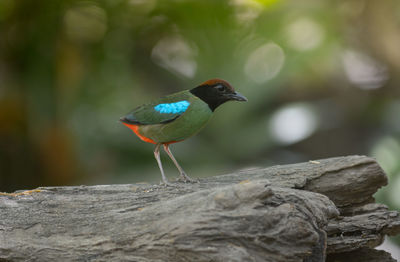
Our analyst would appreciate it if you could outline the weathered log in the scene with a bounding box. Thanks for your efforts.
[0,155,399,262]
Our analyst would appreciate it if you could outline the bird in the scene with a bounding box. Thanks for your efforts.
[120,78,247,184]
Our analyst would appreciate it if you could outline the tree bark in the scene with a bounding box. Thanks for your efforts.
[1,155,399,262]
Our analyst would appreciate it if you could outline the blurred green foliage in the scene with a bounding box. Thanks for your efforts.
[1,0,400,246]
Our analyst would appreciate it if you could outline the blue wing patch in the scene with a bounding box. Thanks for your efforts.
[154,100,190,114]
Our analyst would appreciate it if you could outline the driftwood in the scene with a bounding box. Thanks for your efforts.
[0,155,399,261]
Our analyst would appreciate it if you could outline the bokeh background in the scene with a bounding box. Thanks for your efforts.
[1,0,400,253]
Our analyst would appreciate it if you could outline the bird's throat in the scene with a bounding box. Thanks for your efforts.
[190,87,227,111]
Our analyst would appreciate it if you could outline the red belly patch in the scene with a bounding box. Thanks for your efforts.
[122,123,157,144]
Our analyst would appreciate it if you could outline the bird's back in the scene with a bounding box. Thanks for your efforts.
[121,90,213,143]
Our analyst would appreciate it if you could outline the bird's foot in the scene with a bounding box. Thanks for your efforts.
[159,179,175,187]
[177,173,198,183]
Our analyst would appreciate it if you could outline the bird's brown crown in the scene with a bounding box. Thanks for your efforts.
[200,78,235,92]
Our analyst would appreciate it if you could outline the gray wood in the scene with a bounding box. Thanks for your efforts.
[0,155,399,262]
[326,203,400,254]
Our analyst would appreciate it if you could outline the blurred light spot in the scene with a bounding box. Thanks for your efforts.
[342,50,388,90]
[233,1,262,23]
[245,0,280,7]
[232,0,280,8]
[285,17,325,51]
[64,3,107,43]
[254,0,280,6]
[269,103,318,145]
[128,0,156,14]
[244,42,285,83]
[232,0,279,22]
[151,36,197,78]
[371,136,400,176]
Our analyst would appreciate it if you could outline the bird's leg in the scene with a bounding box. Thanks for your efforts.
[154,143,169,185]
[163,144,196,183]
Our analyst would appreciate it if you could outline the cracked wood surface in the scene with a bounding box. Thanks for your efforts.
[0,155,399,262]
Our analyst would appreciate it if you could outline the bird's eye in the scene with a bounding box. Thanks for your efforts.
[216,85,226,92]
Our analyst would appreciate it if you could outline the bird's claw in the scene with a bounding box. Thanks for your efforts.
[160,180,181,187]
[159,180,172,187]
[177,173,198,183]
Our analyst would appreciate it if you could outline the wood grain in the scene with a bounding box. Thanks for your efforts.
[1,155,399,261]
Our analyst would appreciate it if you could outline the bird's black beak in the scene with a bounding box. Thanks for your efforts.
[227,91,248,102]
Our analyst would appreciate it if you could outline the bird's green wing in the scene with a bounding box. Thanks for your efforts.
[121,91,192,125]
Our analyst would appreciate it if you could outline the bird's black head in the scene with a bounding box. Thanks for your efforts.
[190,79,247,111]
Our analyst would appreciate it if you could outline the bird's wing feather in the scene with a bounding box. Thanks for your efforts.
[122,91,191,125]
